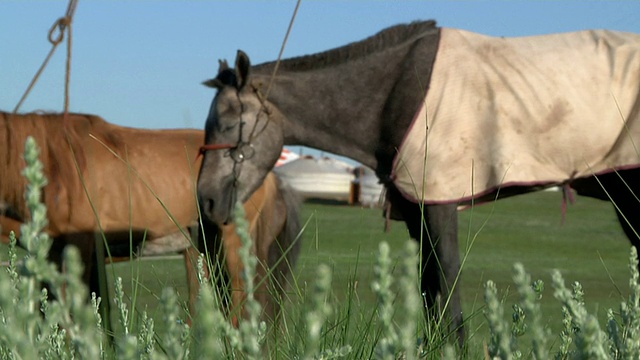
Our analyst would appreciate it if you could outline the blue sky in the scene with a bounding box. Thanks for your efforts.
[2,1,639,161]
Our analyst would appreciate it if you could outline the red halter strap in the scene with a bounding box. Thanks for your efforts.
[198,143,235,158]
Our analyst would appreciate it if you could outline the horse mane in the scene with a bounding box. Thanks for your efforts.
[254,20,438,72]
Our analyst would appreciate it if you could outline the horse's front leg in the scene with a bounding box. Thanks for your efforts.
[403,202,464,346]
[424,204,463,346]
[184,242,207,325]
[221,223,246,328]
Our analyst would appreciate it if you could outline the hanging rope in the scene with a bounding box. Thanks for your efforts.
[63,0,77,115]
[263,0,301,102]
[13,0,78,114]
[247,0,302,142]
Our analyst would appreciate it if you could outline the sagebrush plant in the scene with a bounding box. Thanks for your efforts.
[482,247,640,360]
[0,137,103,359]
[0,137,427,359]
[4,136,640,359]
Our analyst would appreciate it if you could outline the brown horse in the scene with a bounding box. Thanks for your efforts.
[192,171,302,326]
[0,111,301,330]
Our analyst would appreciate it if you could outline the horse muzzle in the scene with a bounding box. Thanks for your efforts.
[198,186,237,226]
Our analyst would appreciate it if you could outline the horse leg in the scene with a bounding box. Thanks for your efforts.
[427,204,463,343]
[68,233,112,336]
[264,217,301,328]
[0,216,22,244]
[263,184,302,327]
[247,187,280,325]
[90,237,112,337]
[184,225,208,325]
[574,170,640,268]
[392,189,464,346]
[602,171,640,263]
[422,204,463,346]
[221,222,246,327]
[190,216,237,325]
[614,204,640,267]
[48,233,112,337]
[254,224,282,326]
[185,221,234,325]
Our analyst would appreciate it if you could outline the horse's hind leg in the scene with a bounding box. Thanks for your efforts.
[603,171,640,262]
[574,170,640,267]
[613,200,640,252]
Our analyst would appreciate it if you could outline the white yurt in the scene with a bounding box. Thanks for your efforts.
[274,155,355,201]
[275,147,300,167]
[354,166,384,207]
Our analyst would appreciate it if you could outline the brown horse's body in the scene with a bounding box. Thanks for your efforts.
[1,111,300,328]
[1,112,201,238]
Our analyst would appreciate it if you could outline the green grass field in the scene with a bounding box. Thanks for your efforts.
[96,190,631,348]
[1,189,633,352]
[5,139,638,358]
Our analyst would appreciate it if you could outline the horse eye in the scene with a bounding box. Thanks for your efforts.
[219,123,237,133]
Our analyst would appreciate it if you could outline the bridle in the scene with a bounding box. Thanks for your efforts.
[197,86,272,214]
[196,0,299,222]
[197,86,273,222]
[198,85,270,162]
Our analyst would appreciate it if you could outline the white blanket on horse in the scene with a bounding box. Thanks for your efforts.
[393,27,640,204]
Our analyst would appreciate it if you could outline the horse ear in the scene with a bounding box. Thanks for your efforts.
[202,78,223,89]
[235,50,251,90]
[218,59,230,73]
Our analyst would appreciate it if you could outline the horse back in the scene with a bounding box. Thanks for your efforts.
[0,111,204,238]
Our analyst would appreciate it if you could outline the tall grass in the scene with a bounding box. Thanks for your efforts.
[482,249,640,360]
[2,137,640,358]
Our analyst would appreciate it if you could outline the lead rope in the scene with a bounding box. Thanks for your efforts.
[63,0,78,117]
[198,0,301,158]
[246,0,302,143]
[10,0,112,336]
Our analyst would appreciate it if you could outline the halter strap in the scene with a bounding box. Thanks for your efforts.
[198,143,235,157]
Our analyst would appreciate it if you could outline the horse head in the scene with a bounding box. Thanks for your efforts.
[198,50,284,225]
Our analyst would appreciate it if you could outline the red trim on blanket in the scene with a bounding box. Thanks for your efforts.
[393,163,640,207]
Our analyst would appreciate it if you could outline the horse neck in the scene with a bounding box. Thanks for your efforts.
[255,55,403,169]
[255,31,437,175]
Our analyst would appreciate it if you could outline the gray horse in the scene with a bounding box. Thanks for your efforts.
[197,20,640,346]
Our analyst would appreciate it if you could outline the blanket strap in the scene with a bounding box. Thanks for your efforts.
[561,183,576,224]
